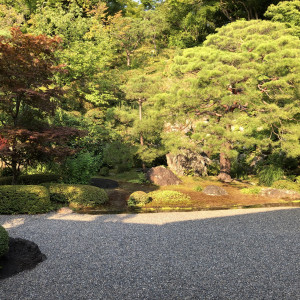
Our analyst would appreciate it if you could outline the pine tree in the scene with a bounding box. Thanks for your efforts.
[168,20,300,181]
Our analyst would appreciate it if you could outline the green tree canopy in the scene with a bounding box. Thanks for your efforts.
[167,20,300,181]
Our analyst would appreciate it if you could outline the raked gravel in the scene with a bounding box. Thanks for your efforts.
[0,207,299,300]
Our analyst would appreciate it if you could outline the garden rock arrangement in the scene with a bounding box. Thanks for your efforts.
[147,166,182,186]
[166,150,210,176]
[0,237,46,280]
[260,188,300,200]
[203,185,228,196]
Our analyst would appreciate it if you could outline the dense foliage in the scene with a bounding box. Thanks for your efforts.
[0,0,299,184]
[0,225,9,258]
[0,185,52,214]
[44,183,109,208]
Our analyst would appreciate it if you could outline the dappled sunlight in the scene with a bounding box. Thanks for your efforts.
[116,207,297,225]
[2,218,25,229]
[47,212,98,222]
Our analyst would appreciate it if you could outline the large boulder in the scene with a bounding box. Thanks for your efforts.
[147,166,182,186]
[166,150,210,176]
[260,188,300,200]
[203,185,228,196]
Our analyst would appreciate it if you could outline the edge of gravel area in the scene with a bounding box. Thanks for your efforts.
[77,201,300,214]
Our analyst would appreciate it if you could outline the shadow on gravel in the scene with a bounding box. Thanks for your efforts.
[0,238,46,280]
[1,208,299,299]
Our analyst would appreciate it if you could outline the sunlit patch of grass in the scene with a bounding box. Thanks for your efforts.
[240,187,262,195]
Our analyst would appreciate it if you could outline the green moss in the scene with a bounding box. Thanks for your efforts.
[147,190,191,205]
[272,180,300,192]
[194,185,203,192]
[44,184,108,208]
[0,225,9,258]
[240,187,262,195]
[0,185,52,214]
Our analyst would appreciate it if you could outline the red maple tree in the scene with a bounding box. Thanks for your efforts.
[0,28,84,183]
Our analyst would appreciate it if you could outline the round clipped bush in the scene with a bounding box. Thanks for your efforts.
[127,191,152,208]
[0,225,9,258]
[147,190,191,205]
[0,185,52,214]
[44,184,108,208]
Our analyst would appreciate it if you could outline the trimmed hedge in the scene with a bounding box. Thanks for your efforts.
[127,191,152,208]
[0,185,52,214]
[43,184,108,208]
[0,174,61,186]
[0,225,9,258]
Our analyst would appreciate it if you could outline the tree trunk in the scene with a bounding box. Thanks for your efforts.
[11,157,19,185]
[138,99,146,170]
[126,50,131,67]
[218,124,232,182]
[218,151,232,182]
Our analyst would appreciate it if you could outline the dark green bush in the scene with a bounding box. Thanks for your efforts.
[127,191,152,208]
[0,185,52,214]
[44,184,108,208]
[61,151,101,184]
[99,167,110,176]
[0,174,61,185]
[0,225,9,258]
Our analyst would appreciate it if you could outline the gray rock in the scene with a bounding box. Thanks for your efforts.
[260,188,300,200]
[166,150,210,176]
[203,185,228,196]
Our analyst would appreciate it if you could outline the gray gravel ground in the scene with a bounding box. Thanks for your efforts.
[0,207,299,300]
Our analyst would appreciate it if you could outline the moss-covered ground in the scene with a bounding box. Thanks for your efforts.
[79,171,300,214]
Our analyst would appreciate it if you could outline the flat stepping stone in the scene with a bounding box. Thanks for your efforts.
[90,178,119,189]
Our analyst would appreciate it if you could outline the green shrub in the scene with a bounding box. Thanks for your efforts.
[44,184,108,208]
[127,191,152,207]
[0,177,14,185]
[230,156,250,180]
[99,167,110,176]
[272,180,300,192]
[62,151,101,184]
[128,173,149,184]
[194,185,203,192]
[0,174,61,185]
[0,185,52,214]
[240,187,262,195]
[0,167,13,177]
[0,225,9,258]
[147,190,191,205]
[258,165,285,186]
[102,140,135,172]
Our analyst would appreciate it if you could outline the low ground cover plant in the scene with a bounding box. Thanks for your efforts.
[194,185,203,192]
[272,180,300,192]
[0,185,52,214]
[147,190,191,205]
[0,225,9,259]
[240,187,262,195]
[43,183,108,208]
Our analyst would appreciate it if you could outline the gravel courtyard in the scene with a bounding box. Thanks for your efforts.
[0,207,299,300]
